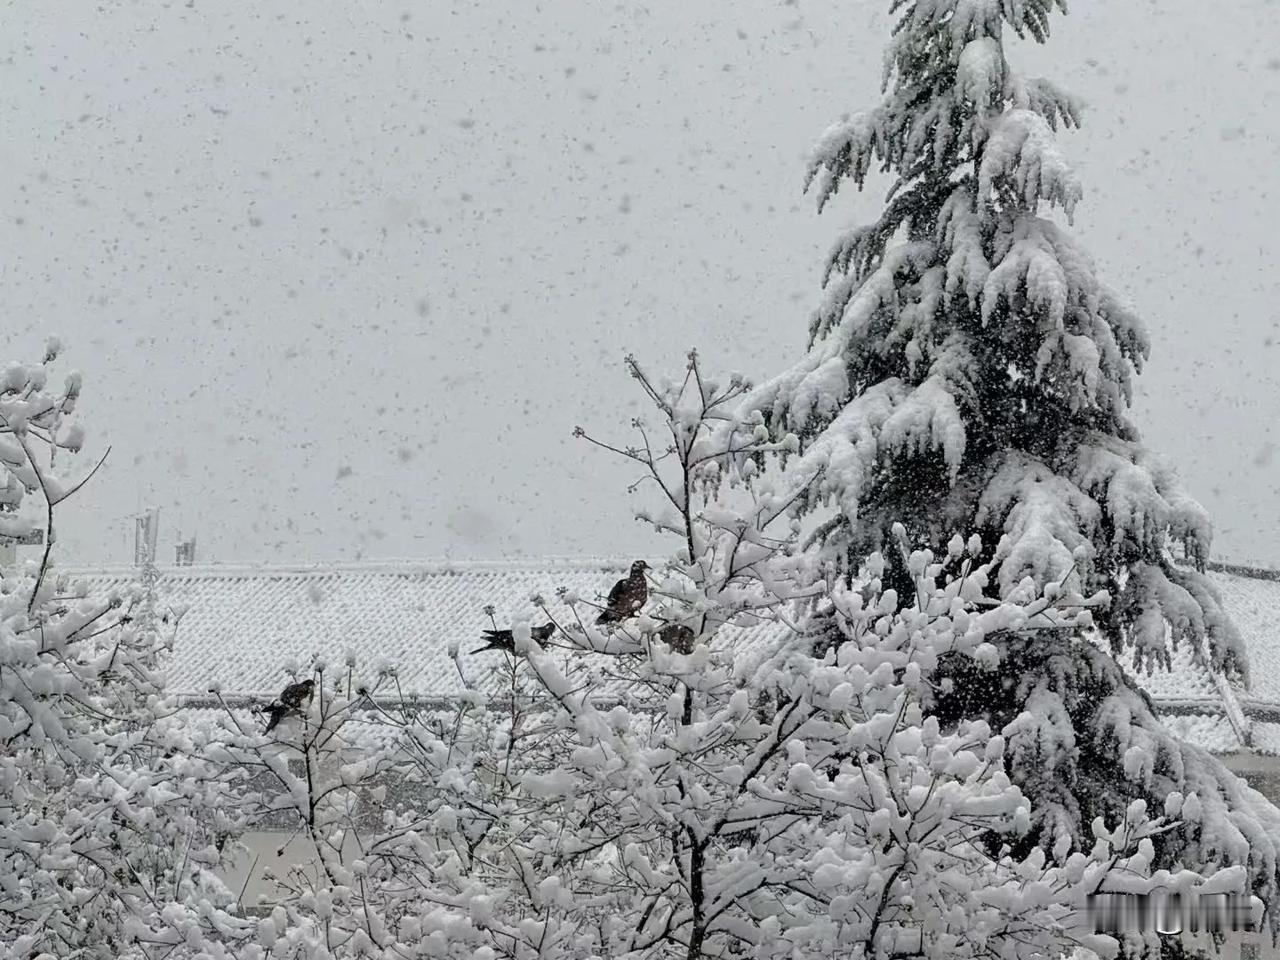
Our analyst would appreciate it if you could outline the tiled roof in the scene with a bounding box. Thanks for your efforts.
[1208,565,1280,707]
[68,557,1280,753]
[1160,713,1243,754]
[1113,631,1220,701]
[74,559,639,699]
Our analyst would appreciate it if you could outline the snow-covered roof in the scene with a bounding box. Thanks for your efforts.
[1208,564,1280,711]
[69,557,1280,754]
[76,558,637,700]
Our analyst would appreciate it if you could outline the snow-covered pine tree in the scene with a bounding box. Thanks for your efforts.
[731,0,1280,924]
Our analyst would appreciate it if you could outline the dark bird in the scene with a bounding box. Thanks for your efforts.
[279,679,315,709]
[597,560,651,624]
[658,623,696,654]
[472,622,556,654]
[263,679,315,734]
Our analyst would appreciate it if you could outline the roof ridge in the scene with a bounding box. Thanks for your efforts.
[1206,559,1280,583]
[62,556,642,579]
[58,555,1280,582]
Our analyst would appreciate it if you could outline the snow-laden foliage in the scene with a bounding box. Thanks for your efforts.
[721,0,1280,939]
[0,347,244,959]
[200,356,1248,960]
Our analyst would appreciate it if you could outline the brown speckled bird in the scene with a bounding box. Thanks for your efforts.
[472,622,556,654]
[263,679,315,734]
[597,560,651,624]
[658,623,696,654]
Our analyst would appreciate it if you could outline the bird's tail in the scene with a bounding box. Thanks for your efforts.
[263,704,284,734]
[471,628,514,655]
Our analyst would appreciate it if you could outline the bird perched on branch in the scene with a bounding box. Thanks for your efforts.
[472,622,556,654]
[659,623,696,654]
[597,560,650,624]
[262,678,315,734]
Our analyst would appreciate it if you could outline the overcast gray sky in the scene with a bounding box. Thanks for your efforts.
[3,0,1278,569]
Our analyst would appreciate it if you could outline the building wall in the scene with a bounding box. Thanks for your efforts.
[222,830,362,911]
[1223,752,1280,805]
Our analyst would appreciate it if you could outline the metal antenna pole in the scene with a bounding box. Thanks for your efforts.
[135,508,161,648]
